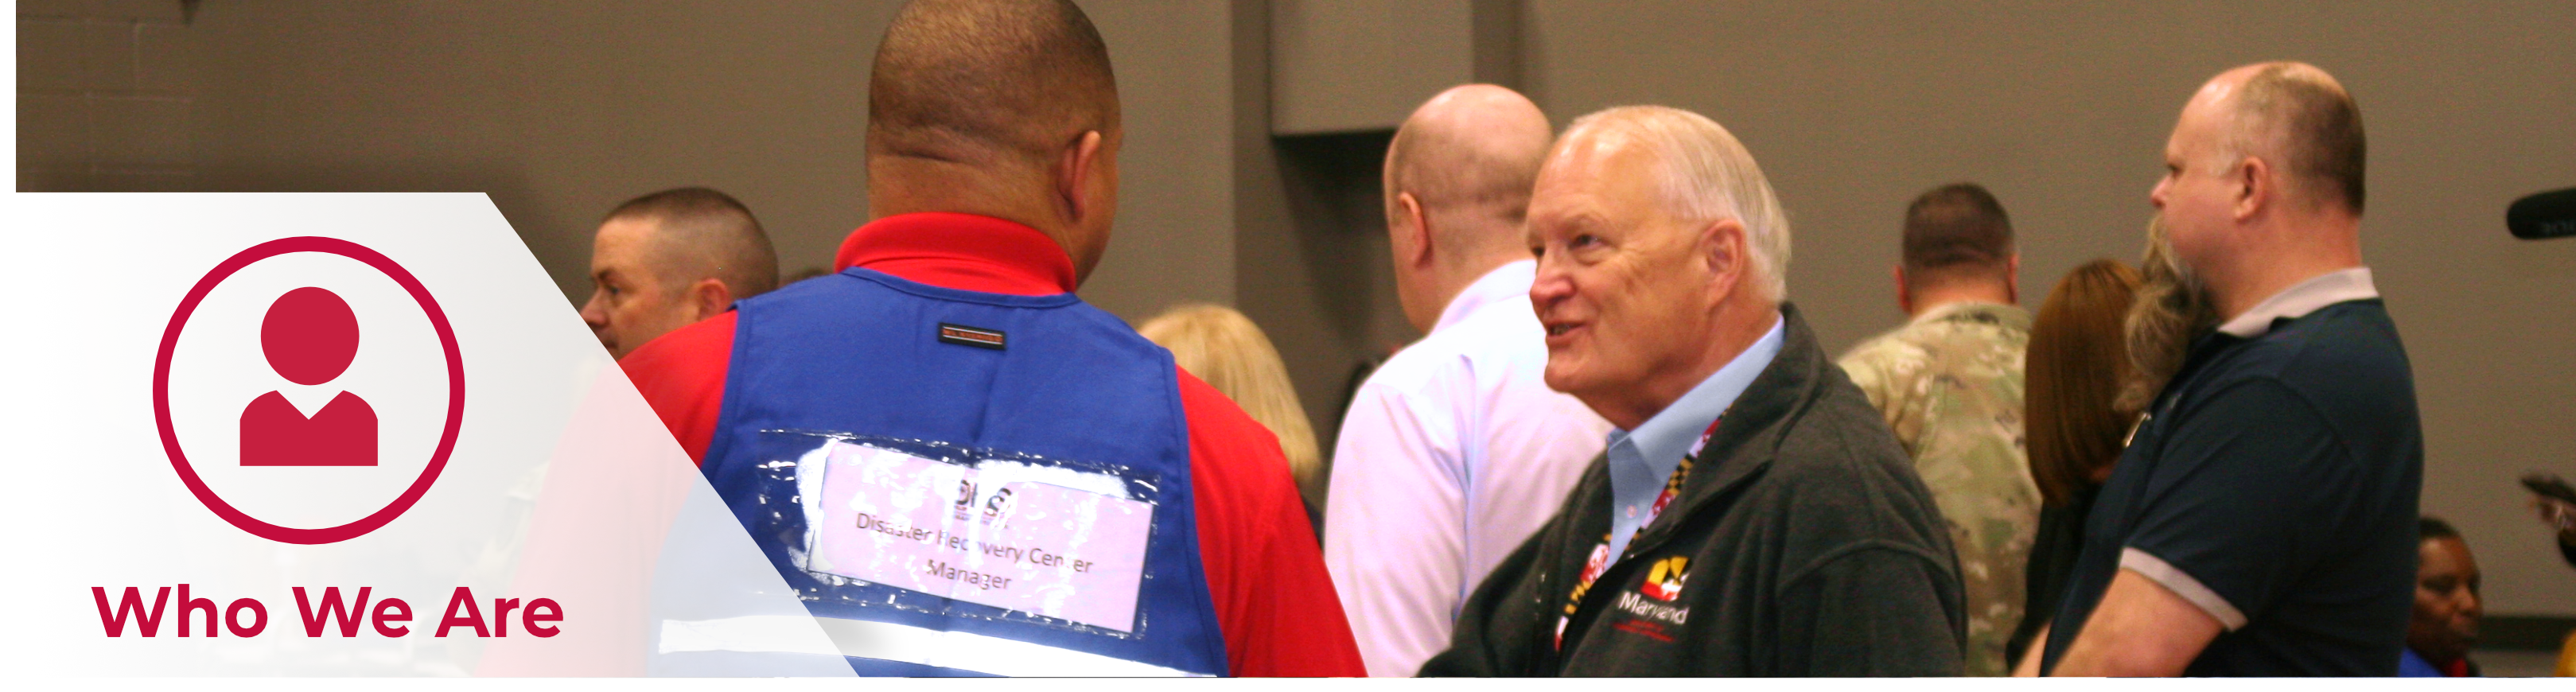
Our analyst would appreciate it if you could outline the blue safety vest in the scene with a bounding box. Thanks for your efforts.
[683,266,1228,677]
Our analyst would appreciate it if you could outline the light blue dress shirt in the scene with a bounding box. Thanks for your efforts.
[1602,314,1784,560]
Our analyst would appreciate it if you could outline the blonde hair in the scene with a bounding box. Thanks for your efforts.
[2121,214,2222,414]
[1137,303,1324,507]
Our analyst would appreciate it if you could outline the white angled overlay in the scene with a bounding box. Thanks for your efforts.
[0,194,846,678]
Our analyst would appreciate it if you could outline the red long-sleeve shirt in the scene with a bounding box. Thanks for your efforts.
[619,212,1364,677]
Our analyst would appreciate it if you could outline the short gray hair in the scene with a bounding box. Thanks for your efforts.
[1563,106,1792,300]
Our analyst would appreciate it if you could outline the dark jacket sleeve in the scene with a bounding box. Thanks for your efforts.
[1419,523,1552,677]
[1773,542,1967,676]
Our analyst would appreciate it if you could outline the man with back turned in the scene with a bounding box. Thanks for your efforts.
[1839,182,2039,676]
[1325,84,1612,678]
[620,0,1364,676]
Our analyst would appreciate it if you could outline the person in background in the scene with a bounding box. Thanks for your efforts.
[2525,484,2576,676]
[2529,480,2576,570]
[1424,105,1963,677]
[2401,517,2483,677]
[579,186,779,359]
[1324,84,1612,678]
[1138,303,1325,521]
[579,185,777,357]
[617,0,1362,675]
[2008,256,2143,673]
[1838,182,2037,676]
[2041,60,2422,677]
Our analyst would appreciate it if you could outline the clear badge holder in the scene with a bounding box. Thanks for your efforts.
[745,429,1170,641]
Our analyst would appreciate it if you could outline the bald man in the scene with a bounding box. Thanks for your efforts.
[2035,62,2422,677]
[619,0,1363,677]
[1321,84,1611,677]
[579,187,779,359]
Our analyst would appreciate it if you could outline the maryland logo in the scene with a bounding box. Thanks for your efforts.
[1640,556,1689,601]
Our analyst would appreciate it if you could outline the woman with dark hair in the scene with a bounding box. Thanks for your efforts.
[2007,257,2144,671]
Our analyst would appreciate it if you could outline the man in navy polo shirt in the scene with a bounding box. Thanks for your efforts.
[2037,61,2422,676]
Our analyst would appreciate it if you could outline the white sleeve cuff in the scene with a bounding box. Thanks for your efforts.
[2119,547,2249,631]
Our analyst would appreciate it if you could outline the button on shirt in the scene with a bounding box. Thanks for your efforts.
[1324,260,1613,677]
[1605,314,1784,560]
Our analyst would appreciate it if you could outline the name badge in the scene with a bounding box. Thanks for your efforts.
[801,439,1152,633]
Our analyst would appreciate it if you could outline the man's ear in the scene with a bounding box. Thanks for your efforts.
[1701,218,1749,304]
[1894,264,1914,316]
[1395,191,1434,268]
[2232,155,2270,221]
[1056,130,1107,225]
[2005,253,2022,305]
[687,278,735,321]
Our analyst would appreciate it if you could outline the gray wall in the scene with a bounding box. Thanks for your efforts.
[20,0,2576,618]
[16,1,1242,320]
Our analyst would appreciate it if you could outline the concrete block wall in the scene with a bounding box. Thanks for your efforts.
[17,0,195,192]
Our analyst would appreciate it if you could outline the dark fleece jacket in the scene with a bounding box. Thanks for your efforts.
[1422,305,1967,677]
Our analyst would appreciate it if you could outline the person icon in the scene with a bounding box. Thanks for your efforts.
[240,286,376,467]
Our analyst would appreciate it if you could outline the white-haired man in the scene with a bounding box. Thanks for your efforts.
[1422,106,1965,676]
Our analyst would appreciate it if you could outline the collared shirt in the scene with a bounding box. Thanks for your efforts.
[2041,264,2420,676]
[1603,313,1784,560]
[1432,259,1530,330]
[2127,265,2382,627]
[618,212,1367,677]
[1323,259,1613,677]
[2217,267,2379,338]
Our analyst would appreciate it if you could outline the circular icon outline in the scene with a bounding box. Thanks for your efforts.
[154,236,465,545]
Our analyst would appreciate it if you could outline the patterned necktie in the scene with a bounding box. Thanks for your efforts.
[1555,416,1723,651]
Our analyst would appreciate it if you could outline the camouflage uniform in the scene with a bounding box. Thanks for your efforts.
[1838,301,2038,677]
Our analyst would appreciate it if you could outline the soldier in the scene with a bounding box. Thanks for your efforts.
[1839,182,2037,676]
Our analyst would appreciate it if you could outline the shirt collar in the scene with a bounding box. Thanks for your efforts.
[1433,260,1538,332]
[1601,312,1787,558]
[2216,267,2377,338]
[1911,300,2032,332]
[833,212,1078,296]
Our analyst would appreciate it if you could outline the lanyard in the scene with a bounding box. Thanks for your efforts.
[1554,417,1722,651]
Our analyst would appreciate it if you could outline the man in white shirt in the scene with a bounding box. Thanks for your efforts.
[1324,84,1613,677]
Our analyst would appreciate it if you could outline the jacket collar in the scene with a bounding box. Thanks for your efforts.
[1911,300,2032,332]
[1602,311,1784,559]
[1625,302,1830,553]
[834,212,1078,296]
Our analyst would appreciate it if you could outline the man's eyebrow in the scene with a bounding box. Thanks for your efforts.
[1553,212,1606,234]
